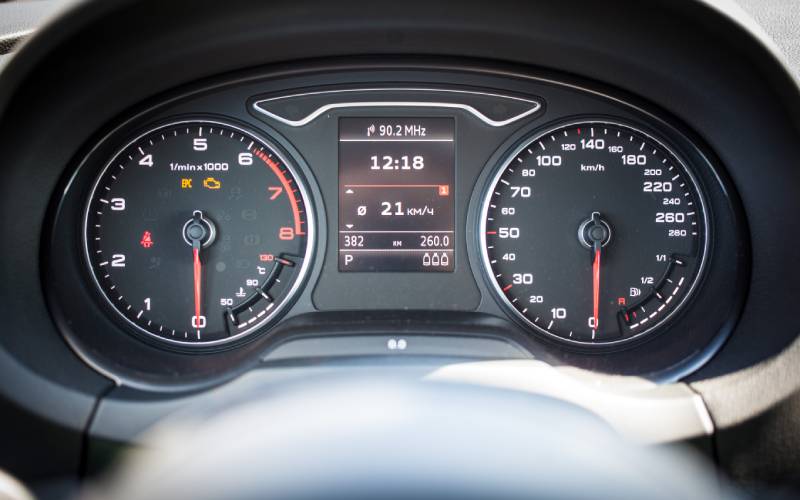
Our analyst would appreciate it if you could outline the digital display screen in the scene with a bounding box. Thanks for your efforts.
[339,117,455,272]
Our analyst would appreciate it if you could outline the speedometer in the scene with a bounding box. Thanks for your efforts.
[84,119,314,347]
[479,120,708,345]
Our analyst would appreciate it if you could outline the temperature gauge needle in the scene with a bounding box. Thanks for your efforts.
[193,245,202,333]
[592,246,601,331]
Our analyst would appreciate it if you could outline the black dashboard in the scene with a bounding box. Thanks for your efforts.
[1,0,799,496]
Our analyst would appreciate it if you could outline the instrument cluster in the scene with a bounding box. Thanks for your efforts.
[46,67,746,385]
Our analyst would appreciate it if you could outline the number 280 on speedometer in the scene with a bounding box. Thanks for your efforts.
[480,121,709,345]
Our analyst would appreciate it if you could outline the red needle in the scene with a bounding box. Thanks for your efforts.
[193,246,202,331]
[592,246,601,331]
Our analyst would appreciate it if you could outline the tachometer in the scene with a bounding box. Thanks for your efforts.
[84,119,314,346]
[479,120,708,345]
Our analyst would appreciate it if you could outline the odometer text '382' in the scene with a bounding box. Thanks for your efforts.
[480,121,708,345]
[85,120,314,346]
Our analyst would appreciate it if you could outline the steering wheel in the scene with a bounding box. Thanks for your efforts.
[82,373,736,500]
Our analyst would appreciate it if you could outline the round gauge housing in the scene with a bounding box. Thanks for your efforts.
[479,120,709,346]
[84,119,314,347]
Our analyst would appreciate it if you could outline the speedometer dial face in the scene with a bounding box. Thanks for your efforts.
[480,121,708,345]
[85,120,314,346]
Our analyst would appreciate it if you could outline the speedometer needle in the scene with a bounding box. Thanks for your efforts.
[193,244,202,333]
[592,245,601,331]
[582,211,608,335]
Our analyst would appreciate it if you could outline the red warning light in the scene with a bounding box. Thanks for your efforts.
[259,253,274,262]
[140,231,154,249]
[617,297,626,306]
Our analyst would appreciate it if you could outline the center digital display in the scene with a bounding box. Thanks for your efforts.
[339,117,455,272]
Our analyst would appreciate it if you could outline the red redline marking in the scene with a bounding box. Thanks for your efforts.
[253,148,305,235]
[502,284,513,292]
[486,231,497,235]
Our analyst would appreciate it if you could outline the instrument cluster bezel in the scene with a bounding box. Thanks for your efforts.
[43,62,749,389]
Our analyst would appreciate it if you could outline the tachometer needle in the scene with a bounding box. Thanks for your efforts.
[592,246,601,331]
[193,245,202,333]
[185,210,213,336]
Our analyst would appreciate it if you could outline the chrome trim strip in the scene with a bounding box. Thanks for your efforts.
[252,87,542,127]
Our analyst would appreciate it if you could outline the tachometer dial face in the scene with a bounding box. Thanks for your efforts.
[84,120,314,346]
[480,121,708,345]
